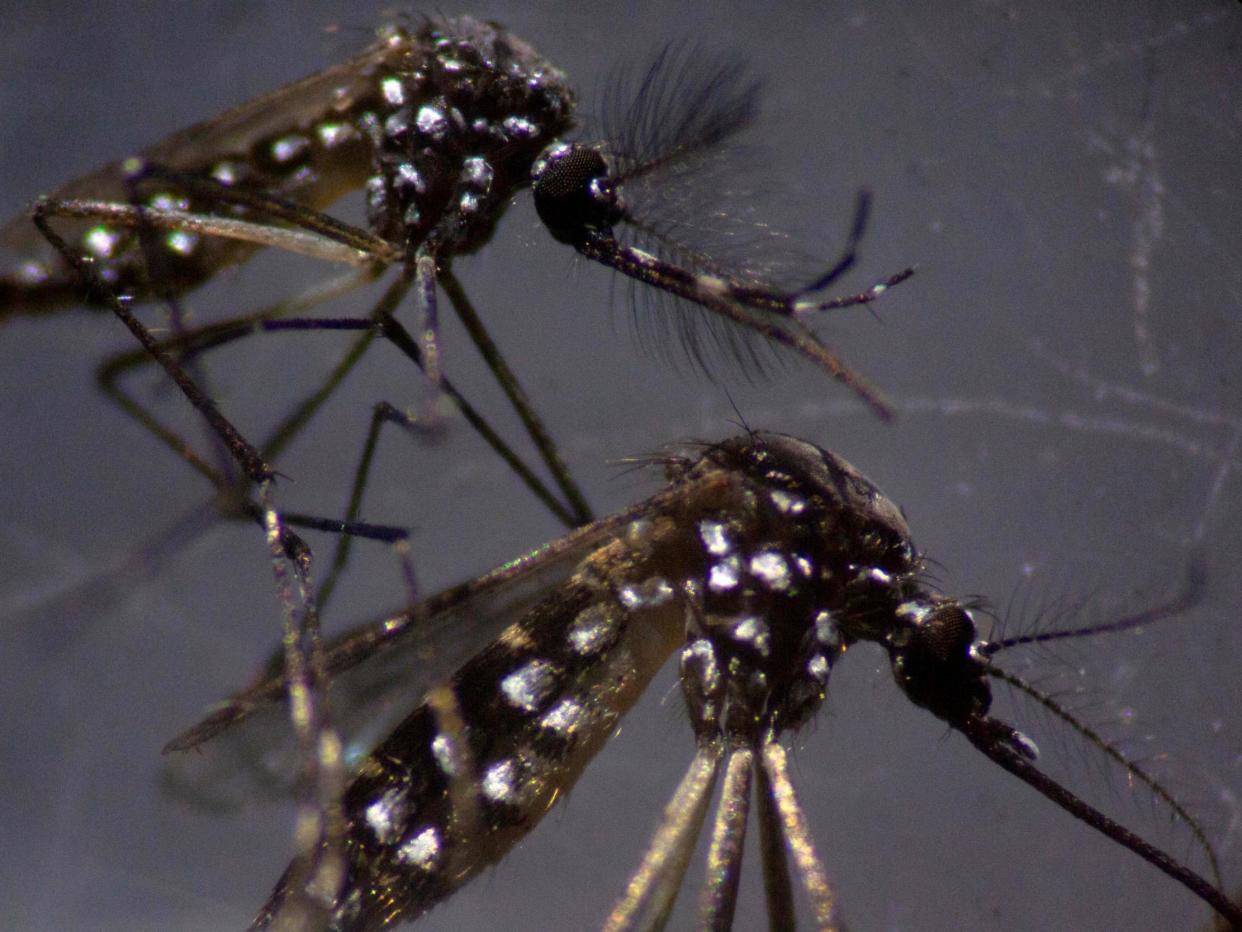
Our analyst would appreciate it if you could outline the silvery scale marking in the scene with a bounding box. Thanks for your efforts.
[168,433,1241,930]
[0,15,911,532]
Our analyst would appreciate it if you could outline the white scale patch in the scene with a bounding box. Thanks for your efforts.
[416,105,449,139]
[165,230,198,256]
[381,75,406,106]
[481,758,520,804]
[84,226,120,258]
[148,192,188,211]
[807,654,830,682]
[462,156,493,188]
[568,604,620,656]
[682,639,720,693]
[431,733,461,778]
[317,122,353,147]
[540,696,587,735]
[708,556,741,592]
[396,826,442,871]
[502,115,537,138]
[695,273,728,297]
[896,600,932,624]
[499,658,558,712]
[732,616,771,657]
[396,163,427,193]
[814,610,842,650]
[698,519,732,556]
[749,551,792,590]
[769,488,807,515]
[618,577,674,610]
[210,161,239,185]
[270,134,309,164]
[364,788,409,844]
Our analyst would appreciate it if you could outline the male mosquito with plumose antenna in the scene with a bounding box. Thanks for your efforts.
[2,15,911,570]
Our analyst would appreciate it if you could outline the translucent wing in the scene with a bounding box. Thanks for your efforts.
[161,499,660,810]
[0,33,397,258]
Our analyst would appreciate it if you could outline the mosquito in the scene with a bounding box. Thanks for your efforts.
[167,431,1242,931]
[1,15,912,552]
[4,19,910,926]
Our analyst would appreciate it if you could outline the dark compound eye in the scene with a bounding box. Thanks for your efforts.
[531,143,623,244]
[890,602,991,724]
[916,603,976,665]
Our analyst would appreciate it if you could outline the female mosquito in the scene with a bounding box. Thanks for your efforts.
[168,432,1242,931]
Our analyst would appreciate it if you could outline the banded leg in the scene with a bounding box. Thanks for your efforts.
[261,491,347,932]
[34,199,352,929]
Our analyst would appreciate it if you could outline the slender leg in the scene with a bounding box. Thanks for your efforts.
[413,248,443,390]
[52,174,593,534]
[35,197,351,932]
[699,745,754,931]
[97,265,574,611]
[262,491,346,932]
[96,268,381,484]
[440,268,595,524]
[33,202,273,483]
[261,270,586,530]
[604,739,724,932]
[754,750,796,932]
[317,401,430,611]
[759,742,842,931]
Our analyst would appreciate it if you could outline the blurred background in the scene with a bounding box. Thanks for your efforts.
[1,2,1240,929]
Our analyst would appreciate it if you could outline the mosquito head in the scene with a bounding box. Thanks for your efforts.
[888,599,994,726]
[531,143,625,245]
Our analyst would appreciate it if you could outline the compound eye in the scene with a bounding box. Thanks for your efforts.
[916,603,977,665]
[531,144,620,244]
[892,602,989,723]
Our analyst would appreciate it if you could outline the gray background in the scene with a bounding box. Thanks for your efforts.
[2,2,1241,930]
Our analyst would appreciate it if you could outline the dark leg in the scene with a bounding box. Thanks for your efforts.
[440,267,595,524]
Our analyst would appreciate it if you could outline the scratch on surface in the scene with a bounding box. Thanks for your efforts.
[1101,112,1165,378]
[1191,423,1241,545]
[1028,338,1241,432]
[1122,127,1164,378]
[1032,10,1231,93]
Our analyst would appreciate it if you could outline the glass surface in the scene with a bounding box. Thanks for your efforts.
[1,3,1239,929]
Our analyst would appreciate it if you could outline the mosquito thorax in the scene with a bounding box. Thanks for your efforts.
[530,143,624,245]
[888,600,992,725]
[363,18,576,251]
[673,433,923,740]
